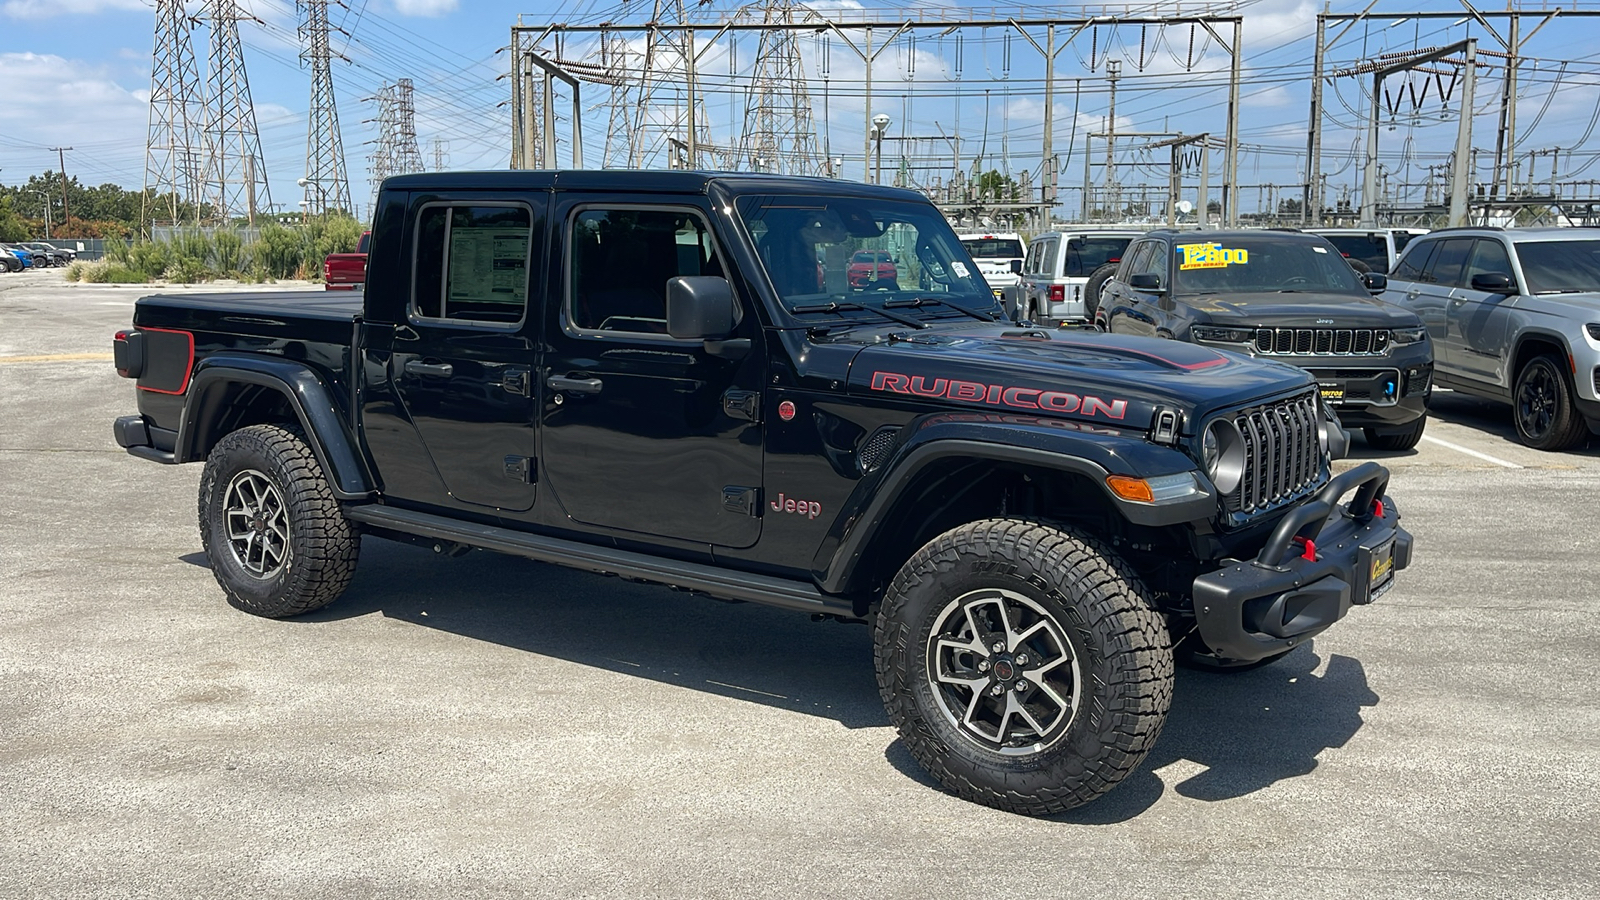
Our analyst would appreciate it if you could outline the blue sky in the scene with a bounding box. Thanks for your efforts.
[3,0,1598,221]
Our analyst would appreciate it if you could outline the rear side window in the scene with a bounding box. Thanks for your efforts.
[1041,238,1062,277]
[1392,240,1435,282]
[1423,238,1474,287]
[1063,236,1134,277]
[1322,233,1390,273]
[412,204,533,325]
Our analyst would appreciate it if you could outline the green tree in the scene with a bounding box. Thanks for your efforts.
[974,169,1021,202]
[0,195,30,241]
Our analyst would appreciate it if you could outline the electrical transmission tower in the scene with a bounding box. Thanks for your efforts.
[630,0,712,168]
[298,0,352,217]
[142,0,206,231]
[739,0,822,176]
[601,30,635,168]
[201,0,271,226]
[367,79,424,209]
[432,139,449,170]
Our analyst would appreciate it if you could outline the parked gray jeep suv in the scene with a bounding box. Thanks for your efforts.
[1381,227,1600,450]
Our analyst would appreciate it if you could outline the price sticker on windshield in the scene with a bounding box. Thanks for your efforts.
[1178,243,1249,270]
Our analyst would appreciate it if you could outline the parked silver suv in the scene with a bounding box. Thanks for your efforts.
[1015,229,1141,323]
[1381,227,1600,450]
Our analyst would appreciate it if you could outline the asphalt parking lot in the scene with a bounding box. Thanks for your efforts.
[3,270,1598,899]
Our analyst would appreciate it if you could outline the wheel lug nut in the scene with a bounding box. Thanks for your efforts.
[1015,681,1030,692]
[1015,653,1029,665]
[990,684,1005,697]
[991,641,1005,653]
[977,660,990,672]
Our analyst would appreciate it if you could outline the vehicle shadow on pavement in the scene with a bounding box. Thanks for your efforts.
[1049,647,1378,823]
[1425,390,1598,455]
[303,538,890,729]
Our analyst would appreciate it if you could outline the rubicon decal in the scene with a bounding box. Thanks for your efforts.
[870,371,1129,420]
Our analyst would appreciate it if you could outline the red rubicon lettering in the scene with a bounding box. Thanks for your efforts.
[868,370,1131,421]
[1001,387,1039,409]
[872,372,910,392]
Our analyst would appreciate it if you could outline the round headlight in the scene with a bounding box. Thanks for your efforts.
[1203,419,1245,494]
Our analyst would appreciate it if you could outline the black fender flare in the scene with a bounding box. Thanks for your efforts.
[813,416,1215,595]
[176,354,374,500]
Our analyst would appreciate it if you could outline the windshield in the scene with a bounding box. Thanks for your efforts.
[1516,241,1600,294]
[1174,238,1366,295]
[737,194,997,313]
[1320,234,1390,273]
[961,238,1024,259]
[1063,235,1134,277]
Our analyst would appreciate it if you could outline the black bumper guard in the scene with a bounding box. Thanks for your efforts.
[1191,462,1413,662]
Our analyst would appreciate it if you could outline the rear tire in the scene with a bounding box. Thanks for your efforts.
[1513,355,1588,451]
[198,424,360,618]
[875,518,1174,815]
[1082,263,1119,322]
[1364,415,1427,452]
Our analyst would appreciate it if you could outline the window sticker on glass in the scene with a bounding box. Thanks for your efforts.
[1178,242,1249,270]
[951,261,970,278]
[449,227,528,306]
[1313,246,1328,253]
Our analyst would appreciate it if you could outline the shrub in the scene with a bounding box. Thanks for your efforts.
[251,222,307,280]
[63,260,88,282]
[102,264,149,284]
[163,257,209,284]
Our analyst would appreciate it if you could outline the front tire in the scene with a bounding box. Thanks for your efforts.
[198,424,360,618]
[875,519,1174,815]
[1513,355,1588,451]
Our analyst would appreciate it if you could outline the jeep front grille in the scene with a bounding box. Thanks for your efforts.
[1254,328,1390,356]
[1227,390,1327,517]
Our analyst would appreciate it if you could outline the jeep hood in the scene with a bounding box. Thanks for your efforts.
[843,326,1312,432]
[1185,291,1419,328]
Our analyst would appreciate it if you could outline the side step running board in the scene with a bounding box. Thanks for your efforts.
[343,504,845,616]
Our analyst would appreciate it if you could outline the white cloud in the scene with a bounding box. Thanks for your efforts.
[0,0,145,18]
[390,0,458,16]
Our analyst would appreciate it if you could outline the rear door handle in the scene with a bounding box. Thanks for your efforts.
[547,375,604,395]
[404,360,453,377]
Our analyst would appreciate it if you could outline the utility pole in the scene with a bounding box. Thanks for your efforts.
[51,147,73,230]
[1222,19,1242,227]
[1448,41,1477,226]
[299,0,352,217]
[1305,10,1326,226]
[1104,60,1120,215]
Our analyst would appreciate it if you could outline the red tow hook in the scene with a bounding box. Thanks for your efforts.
[1373,499,1385,518]
[1291,535,1317,562]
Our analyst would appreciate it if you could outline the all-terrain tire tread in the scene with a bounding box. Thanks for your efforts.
[874,517,1174,816]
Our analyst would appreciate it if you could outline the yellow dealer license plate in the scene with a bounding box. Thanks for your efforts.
[1320,385,1346,401]
[1369,537,1396,600]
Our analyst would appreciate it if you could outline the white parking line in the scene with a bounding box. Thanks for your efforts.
[1421,434,1524,469]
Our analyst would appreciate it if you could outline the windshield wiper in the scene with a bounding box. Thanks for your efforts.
[883,296,995,322]
[791,301,930,329]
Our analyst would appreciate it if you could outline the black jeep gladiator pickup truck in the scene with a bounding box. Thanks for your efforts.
[112,170,1412,815]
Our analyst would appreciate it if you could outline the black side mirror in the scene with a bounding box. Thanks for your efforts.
[1470,272,1515,293]
[1128,272,1164,293]
[667,276,748,358]
[1362,272,1388,293]
[1009,259,1023,275]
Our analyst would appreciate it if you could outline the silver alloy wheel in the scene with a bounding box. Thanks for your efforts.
[925,587,1082,755]
[223,468,291,578]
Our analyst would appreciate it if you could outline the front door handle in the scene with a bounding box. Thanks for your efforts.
[547,375,604,395]
[404,360,453,377]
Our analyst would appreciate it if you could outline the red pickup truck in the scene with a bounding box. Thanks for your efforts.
[323,231,370,290]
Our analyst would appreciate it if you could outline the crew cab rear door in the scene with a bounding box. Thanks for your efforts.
[386,196,543,512]
[538,196,764,549]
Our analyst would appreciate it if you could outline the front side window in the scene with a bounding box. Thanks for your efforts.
[1172,237,1364,295]
[1424,238,1475,288]
[568,207,723,335]
[735,194,994,312]
[412,204,532,324]
[1392,240,1436,282]
[1465,239,1514,288]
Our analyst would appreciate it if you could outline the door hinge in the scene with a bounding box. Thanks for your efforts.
[504,455,536,483]
[722,389,761,423]
[502,368,531,397]
[722,486,760,517]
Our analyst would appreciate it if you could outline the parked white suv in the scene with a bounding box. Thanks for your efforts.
[1307,228,1429,275]
[958,232,1027,303]
[1015,230,1141,323]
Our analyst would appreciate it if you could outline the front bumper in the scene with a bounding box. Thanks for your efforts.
[1190,462,1412,661]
